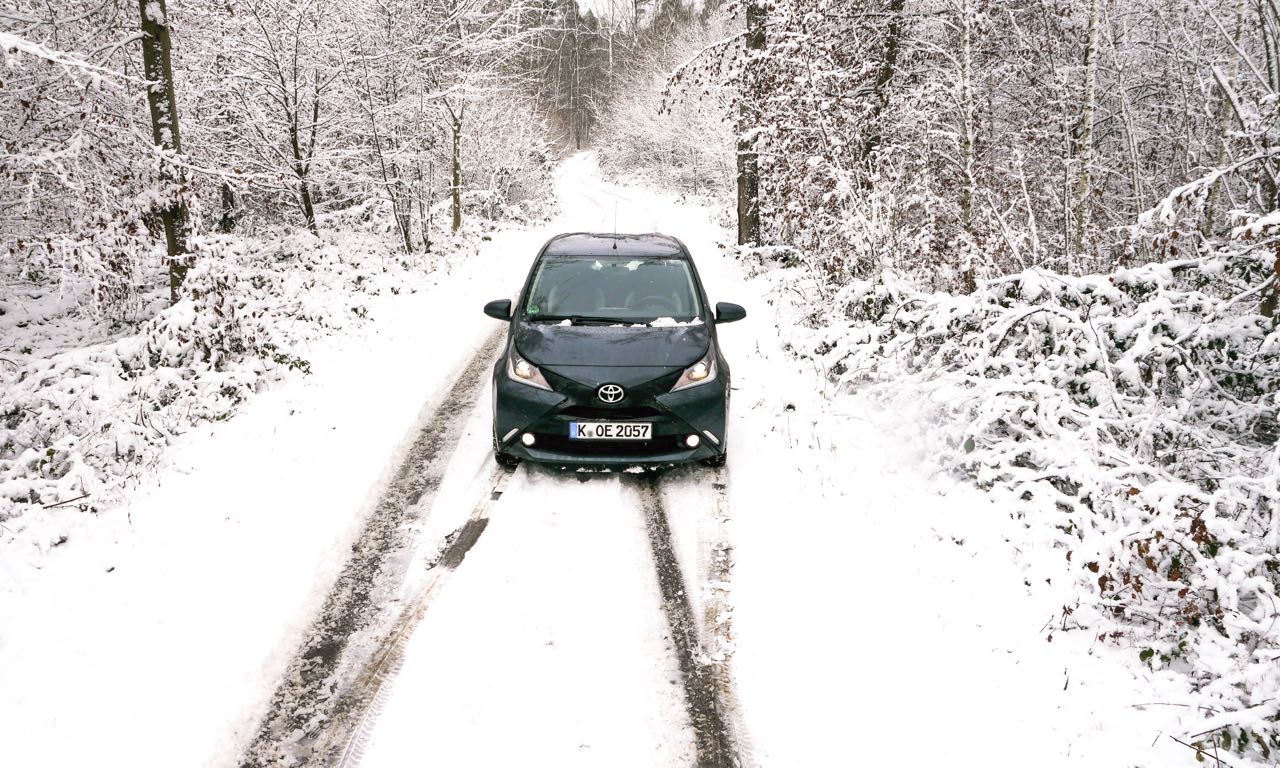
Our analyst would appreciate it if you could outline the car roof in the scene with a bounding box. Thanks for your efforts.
[542,233,687,259]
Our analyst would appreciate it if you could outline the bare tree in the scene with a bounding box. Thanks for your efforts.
[2,2,169,314]
[736,0,764,246]
[1073,0,1101,258]
[222,0,342,236]
[137,0,191,302]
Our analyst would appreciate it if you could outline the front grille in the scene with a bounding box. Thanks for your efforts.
[535,433,688,455]
[560,405,663,420]
[542,369,685,403]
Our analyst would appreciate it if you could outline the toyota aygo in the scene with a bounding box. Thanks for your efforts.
[483,233,746,469]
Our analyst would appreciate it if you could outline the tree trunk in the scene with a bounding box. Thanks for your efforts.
[450,107,463,234]
[1073,0,1101,260]
[1205,0,1246,235]
[958,0,977,293]
[137,0,190,304]
[219,181,236,233]
[1261,246,1279,318]
[356,44,412,253]
[1261,1,1280,212]
[287,104,319,236]
[297,170,318,235]
[286,73,320,237]
[863,0,906,161]
[572,13,586,150]
[736,0,765,247]
[425,159,435,252]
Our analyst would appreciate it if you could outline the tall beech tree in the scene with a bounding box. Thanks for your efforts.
[137,0,191,302]
[736,0,764,246]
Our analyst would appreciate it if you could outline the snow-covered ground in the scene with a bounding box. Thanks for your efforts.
[1,155,1203,767]
[342,157,1198,767]
[0,228,538,766]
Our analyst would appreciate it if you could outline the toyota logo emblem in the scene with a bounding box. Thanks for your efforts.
[597,384,625,403]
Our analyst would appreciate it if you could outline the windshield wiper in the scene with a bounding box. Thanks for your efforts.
[528,314,627,325]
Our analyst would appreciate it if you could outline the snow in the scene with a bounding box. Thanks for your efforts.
[0,228,538,767]
[725,391,1192,766]
[345,155,1199,767]
[356,470,695,767]
[784,252,1279,759]
[1234,208,1280,239]
[0,153,1228,768]
[338,154,706,765]
[649,316,703,327]
[1,233,445,548]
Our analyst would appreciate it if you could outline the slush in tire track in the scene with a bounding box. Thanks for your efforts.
[239,329,503,768]
[333,465,514,768]
[630,474,739,768]
[701,474,751,766]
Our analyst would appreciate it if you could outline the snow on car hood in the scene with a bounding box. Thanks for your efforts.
[514,322,710,368]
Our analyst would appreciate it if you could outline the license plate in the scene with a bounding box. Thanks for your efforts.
[569,422,652,440]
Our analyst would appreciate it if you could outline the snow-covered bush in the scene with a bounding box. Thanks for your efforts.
[781,252,1279,761]
[693,0,1279,291]
[592,9,736,197]
[0,231,421,539]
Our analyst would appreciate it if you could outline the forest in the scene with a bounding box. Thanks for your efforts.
[11,0,1274,294]
[3,0,1279,764]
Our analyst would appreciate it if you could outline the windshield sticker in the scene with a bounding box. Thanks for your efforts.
[528,305,540,314]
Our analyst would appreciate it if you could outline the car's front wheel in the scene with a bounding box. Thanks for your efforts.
[493,434,521,468]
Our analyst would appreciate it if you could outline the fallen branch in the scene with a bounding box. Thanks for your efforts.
[1168,734,1235,767]
[42,493,90,509]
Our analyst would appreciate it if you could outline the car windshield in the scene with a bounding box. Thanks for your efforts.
[524,255,701,323]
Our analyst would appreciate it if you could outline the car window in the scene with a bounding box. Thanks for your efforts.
[524,255,701,322]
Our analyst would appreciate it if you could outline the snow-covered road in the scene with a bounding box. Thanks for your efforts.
[244,156,748,767]
[272,156,1195,768]
[1,155,1198,768]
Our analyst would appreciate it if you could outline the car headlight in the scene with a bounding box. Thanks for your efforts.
[507,347,553,391]
[671,349,717,391]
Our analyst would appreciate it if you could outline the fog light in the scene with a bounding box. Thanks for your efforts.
[685,434,701,448]
[521,432,536,447]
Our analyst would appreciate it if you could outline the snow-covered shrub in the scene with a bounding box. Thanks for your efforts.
[593,8,736,197]
[0,232,419,536]
[784,252,1279,761]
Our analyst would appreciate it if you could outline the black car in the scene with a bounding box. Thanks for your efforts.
[483,232,745,469]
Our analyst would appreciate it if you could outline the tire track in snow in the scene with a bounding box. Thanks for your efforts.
[332,464,514,768]
[701,472,752,767]
[239,329,503,768]
[556,156,660,232]
[629,472,741,768]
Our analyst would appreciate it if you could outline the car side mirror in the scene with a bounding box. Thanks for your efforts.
[715,302,746,324]
[484,299,512,320]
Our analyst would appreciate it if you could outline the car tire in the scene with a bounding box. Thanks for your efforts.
[702,452,727,468]
[493,433,521,468]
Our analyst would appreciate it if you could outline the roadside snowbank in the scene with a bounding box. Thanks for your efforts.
[0,222,531,768]
[573,153,1198,766]
[770,252,1280,764]
[1,229,460,561]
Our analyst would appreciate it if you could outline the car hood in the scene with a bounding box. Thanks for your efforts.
[515,322,710,368]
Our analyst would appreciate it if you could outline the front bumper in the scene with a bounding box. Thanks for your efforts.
[492,364,728,467]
